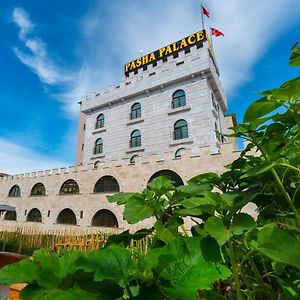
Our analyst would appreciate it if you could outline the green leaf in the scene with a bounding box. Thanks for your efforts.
[124,194,155,224]
[0,259,38,285]
[188,172,220,186]
[154,220,176,244]
[147,176,175,195]
[230,213,256,235]
[158,237,231,299]
[181,196,216,209]
[290,42,300,66]
[107,192,135,205]
[243,97,282,123]
[79,246,136,282]
[241,162,275,178]
[255,224,300,269]
[204,216,231,246]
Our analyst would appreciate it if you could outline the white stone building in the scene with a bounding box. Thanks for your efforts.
[0,30,240,231]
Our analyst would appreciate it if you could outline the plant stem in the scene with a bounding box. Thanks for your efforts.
[271,168,300,226]
[180,224,189,237]
[228,240,243,300]
[126,284,134,299]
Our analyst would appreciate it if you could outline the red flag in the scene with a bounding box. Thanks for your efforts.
[201,5,210,18]
[211,27,224,37]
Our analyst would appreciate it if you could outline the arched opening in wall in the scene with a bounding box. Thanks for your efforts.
[148,169,184,187]
[4,211,17,221]
[30,183,46,196]
[91,209,118,227]
[94,176,120,193]
[8,185,21,197]
[59,179,79,195]
[56,208,77,225]
[26,208,42,223]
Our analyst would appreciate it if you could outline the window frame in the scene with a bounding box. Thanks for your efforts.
[95,114,105,129]
[130,103,141,120]
[94,138,103,155]
[172,90,186,109]
[59,179,79,195]
[130,129,141,148]
[174,120,188,140]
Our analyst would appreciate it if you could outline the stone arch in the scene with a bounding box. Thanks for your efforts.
[94,176,120,193]
[56,208,77,225]
[30,183,46,196]
[26,208,42,223]
[91,209,118,227]
[4,211,17,221]
[148,169,184,187]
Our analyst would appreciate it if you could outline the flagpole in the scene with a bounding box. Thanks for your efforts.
[201,6,204,30]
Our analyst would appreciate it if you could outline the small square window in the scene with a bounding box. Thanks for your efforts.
[152,61,157,67]
[173,52,179,58]
[162,57,168,63]
[184,48,191,54]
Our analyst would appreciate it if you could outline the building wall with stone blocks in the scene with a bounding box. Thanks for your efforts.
[0,144,240,232]
[77,39,228,166]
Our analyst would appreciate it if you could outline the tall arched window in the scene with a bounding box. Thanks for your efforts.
[56,208,77,225]
[59,179,79,195]
[4,211,17,221]
[26,208,42,223]
[30,183,46,196]
[95,114,104,129]
[94,138,103,155]
[130,130,141,148]
[130,103,141,119]
[174,120,188,140]
[172,90,186,109]
[8,185,21,197]
[91,209,118,227]
[94,176,120,193]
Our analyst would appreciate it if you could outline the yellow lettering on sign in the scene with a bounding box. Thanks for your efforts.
[165,45,173,55]
[130,61,136,70]
[149,52,156,62]
[196,31,204,42]
[172,42,179,52]
[142,55,149,65]
[179,38,188,49]
[187,34,196,45]
[125,63,131,72]
[136,58,142,68]
[159,47,166,57]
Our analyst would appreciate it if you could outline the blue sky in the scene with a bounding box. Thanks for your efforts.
[0,0,300,174]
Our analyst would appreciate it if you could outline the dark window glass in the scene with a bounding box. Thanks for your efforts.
[173,52,179,58]
[175,148,184,159]
[130,103,141,119]
[26,208,42,223]
[94,176,120,193]
[95,114,104,129]
[59,180,79,195]
[4,211,17,221]
[94,138,103,155]
[162,57,168,63]
[172,90,186,109]
[56,208,77,225]
[174,120,188,140]
[130,130,141,148]
[91,209,118,227]
[8,185,21,197]
[130,155,138,164]
[185,48,190,54]
[30,183,46,196]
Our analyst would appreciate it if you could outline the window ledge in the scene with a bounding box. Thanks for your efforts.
[91,154,105,160]
[93,127,107,134]
[126,147,145,154]
[28,195,47,197]
[169,137,193,147]
[57,193,82,196]
[167,105,191,115]
[126,118,144,126]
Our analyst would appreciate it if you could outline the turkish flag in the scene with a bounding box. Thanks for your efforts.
[201,5,210,17]
[211,27,224,37]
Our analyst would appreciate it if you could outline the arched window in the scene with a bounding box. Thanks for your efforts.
[130,155,138,164]
[130,103,141,119]
[94,161,100,169]
[26,208,42,223]
[91,209,118,227]
[8,185,21,197]
[130,130,141,148]
[172,90,186,109]
[30,183,46,196]
[95,114,104,129]
[94,138,103,155]
[94,176,120,193]
[175,148,184,159]
[59,179,79,195]
[4,211,17,221]
[174,119,188,140]
[148,169,184,187]
[56,208,77,225]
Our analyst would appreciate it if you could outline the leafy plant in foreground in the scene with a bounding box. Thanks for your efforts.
[0,44,299,299]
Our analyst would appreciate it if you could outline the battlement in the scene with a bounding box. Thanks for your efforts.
[0,142,240,183]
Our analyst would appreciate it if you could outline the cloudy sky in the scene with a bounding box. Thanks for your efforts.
[1,0,300,174]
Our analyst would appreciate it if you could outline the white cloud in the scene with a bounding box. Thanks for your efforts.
[12,7,33,40]
[0,138,68,175]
